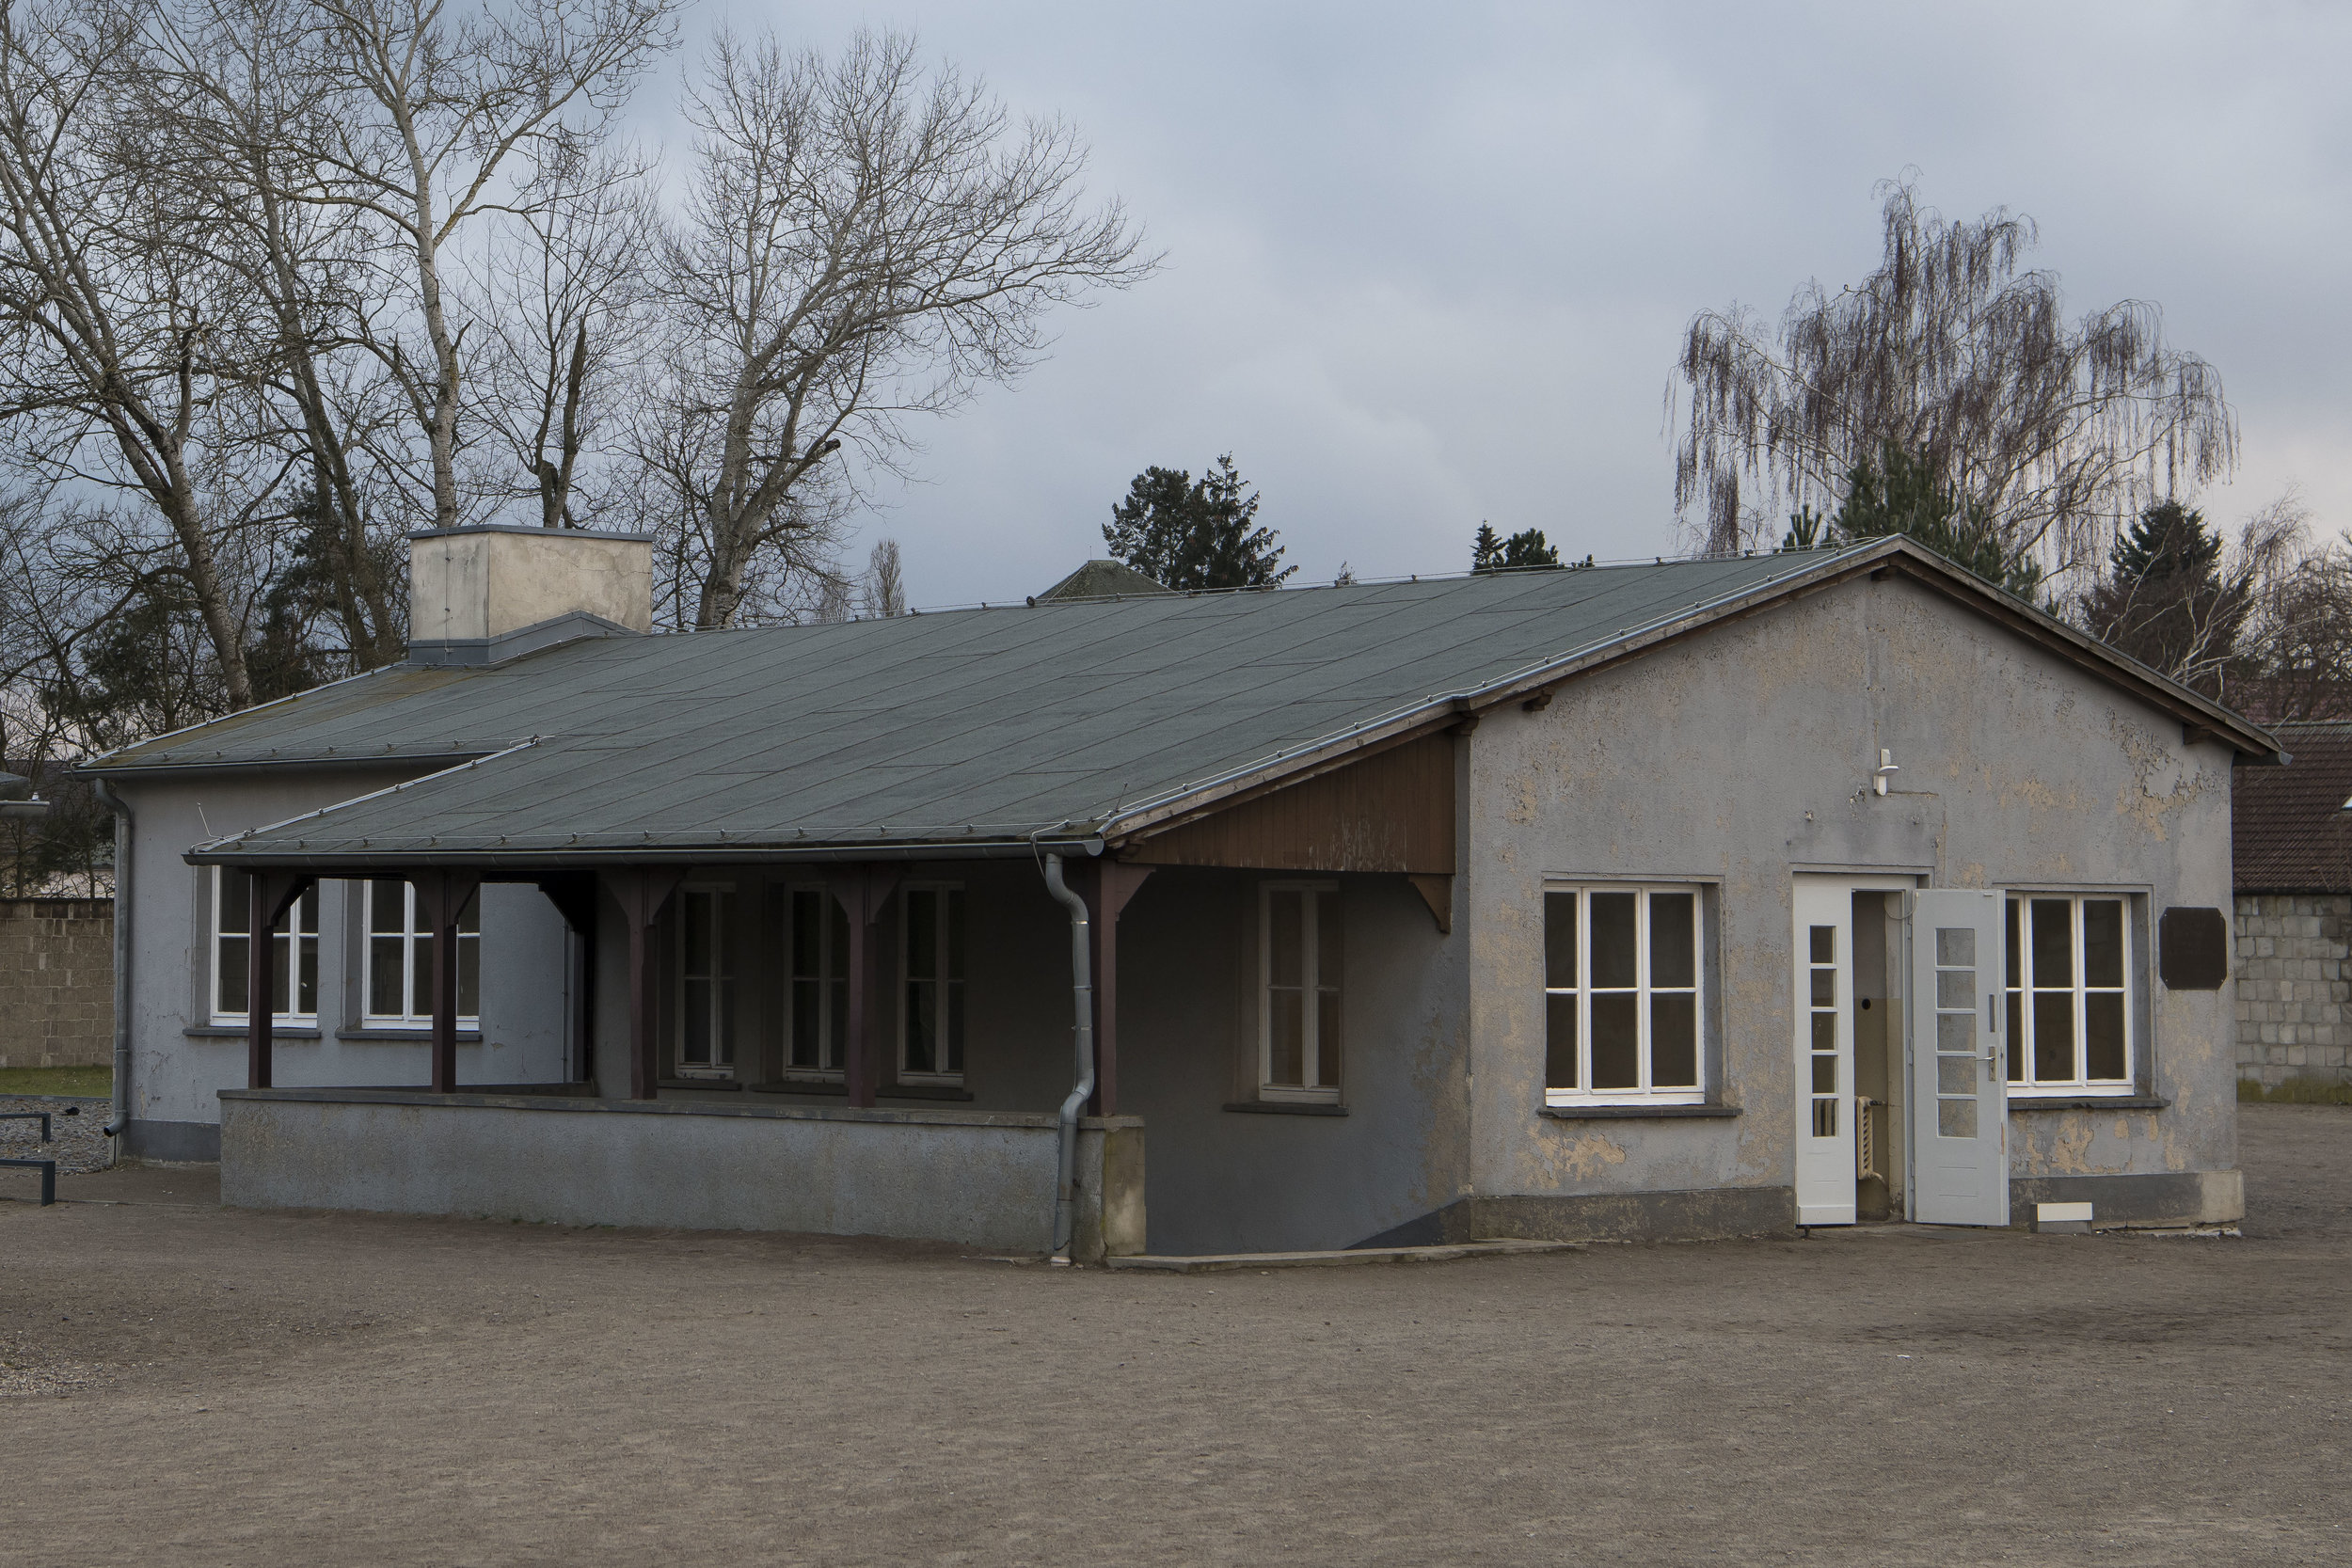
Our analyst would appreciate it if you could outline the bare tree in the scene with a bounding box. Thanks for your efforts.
[2228,494,2352,721]
[859,537,905,617]
[144,0,410,672]
[1671,178,2237,573]
[0,0,265,705]
[307,0,680,532]
[657,29,1154,629]
[467,138,657,529]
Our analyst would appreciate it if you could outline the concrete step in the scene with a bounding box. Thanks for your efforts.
[1104,1238,1581,1274]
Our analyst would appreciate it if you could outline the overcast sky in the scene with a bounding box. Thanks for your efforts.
[684,2,2352,608]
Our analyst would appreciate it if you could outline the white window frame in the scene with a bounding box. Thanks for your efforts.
[784,884,847,1081]
[675,883,737,1077]
[2005,892,2135,1097]
[1258,880,1342,1105]
[1542,883,1706,1108]
[358,879,481,1030]
[208,867,321,1026]
[898,882,966,1084]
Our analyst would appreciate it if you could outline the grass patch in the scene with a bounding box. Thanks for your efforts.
[0,1065,110,1099]
[2239,1074,2352,1106]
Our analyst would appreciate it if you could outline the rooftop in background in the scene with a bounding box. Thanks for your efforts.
[1033,559,1174,602]
[2234,722,2352,895]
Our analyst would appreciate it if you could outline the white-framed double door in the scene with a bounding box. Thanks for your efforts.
[1791,878,2008,1227]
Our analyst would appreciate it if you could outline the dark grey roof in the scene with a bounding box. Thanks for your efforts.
[83,538,2275,868]
[1035,559,1173,602]
[2233,722,2352,893]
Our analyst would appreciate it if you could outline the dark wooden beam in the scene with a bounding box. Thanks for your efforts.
[243,871,314,1090]
[826,865,901,1109]
[1082,863,1154,1117]
[414,869,484,1094]
[602,867,686,1101]
[1406,873,1452,933]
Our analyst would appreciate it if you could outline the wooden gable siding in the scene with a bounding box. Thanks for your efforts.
[1118,734,1454,873]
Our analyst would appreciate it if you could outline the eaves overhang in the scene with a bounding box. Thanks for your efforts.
[182,736,1116,869]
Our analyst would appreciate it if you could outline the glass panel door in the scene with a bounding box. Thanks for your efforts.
[1792,880,1857,1226]
[1908,889,2008,1225]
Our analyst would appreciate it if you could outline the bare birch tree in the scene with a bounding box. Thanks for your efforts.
[657,29,1154,628]
[1671,178,2238,573]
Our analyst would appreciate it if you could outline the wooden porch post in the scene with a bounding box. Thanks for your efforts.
[414,869,484,1094]
[602,867,685,1101]
[1083,863,1153,1117]
[243,871,314,1090]
[827,865,900,1109]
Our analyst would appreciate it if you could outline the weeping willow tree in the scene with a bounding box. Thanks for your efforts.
[1670,179,2238,578]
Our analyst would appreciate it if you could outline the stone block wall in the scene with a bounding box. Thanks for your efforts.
[0,897,114,1069]
[2234,894,2352,1087]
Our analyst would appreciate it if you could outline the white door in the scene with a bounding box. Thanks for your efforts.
[1908,889,2009,1226]
[1792,881,1856,1225]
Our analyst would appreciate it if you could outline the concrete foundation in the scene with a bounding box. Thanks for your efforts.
[218,1089,1145,1261]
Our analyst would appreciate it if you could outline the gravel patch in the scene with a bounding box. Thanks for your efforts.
[0,1096,113,1179]
[0,1329,112,1398]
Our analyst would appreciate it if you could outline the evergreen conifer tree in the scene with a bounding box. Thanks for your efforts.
[1104,455,1293,590]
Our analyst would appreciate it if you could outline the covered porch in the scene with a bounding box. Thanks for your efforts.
[213,849,1153,1259]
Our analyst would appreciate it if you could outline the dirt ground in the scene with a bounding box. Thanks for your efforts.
[3,1107,2347,1567]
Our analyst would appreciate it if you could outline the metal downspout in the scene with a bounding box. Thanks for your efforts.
[90,779,131,1155]
[1041,853,1094,1262]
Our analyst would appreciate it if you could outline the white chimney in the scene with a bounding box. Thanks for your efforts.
[407,526,654,665]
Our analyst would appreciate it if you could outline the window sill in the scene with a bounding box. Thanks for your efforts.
[1224,1101,1348,1117]
[659,1077,742,1091]
[2008,1094,2169,1111]
[337,1027,484,1043]
[185,1024,321,1039]
[1540,1103,1739,1119]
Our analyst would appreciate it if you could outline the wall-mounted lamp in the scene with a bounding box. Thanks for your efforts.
[1873,748,1899,797]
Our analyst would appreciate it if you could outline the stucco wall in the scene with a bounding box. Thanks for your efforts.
[0,897,113,1069]
[2234,894,2351,1087]
[219,1088,1143,1259]
[111,768,574,1159]
[1113,866,1470,1255]
[1463,572,2240,1225]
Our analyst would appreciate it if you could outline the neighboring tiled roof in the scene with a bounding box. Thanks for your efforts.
[2233,723,2352,894]
[1034,560,1173,601]
[78,537,2278,868]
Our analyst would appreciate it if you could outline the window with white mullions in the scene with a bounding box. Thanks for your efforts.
[211,867,320,1025]
[361,878,480,1028]
[1261,882,1342,1102]
[1544,886,1703,1105]
[677,886,737,1074]
[786,887,850,1077]
[900,885,965,1081]
[2004,895,2132,1094]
